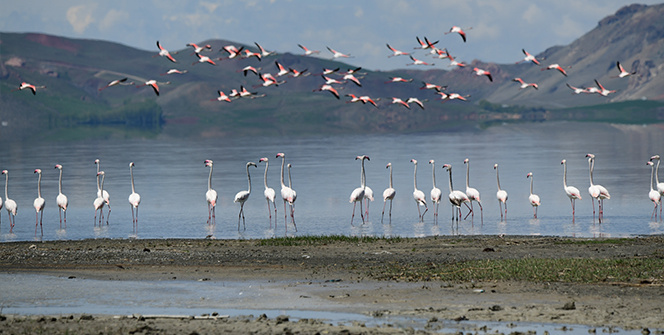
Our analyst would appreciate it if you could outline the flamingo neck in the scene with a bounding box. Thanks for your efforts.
[530,176,534,195]
[263,162,269,189]
[562,162,568,188]
[100,174,105,194]
[280,156,286,188]
[465,161,470,189]
[360,160,366,188]
[4,173,7,199]
[58,169,64,195]
[37,172,42,198]
[388,165,393,189]
[588,158,595,186]
[287,165,293,188]
[447,168,454,193]
[246,164,252,194]
[655,159,661,185]
[431,163,437,188]
[651,164,656,192]
[96,173,101,192]
[208,165,213,191]
[130,166,136,194]
[413,163,418,190]
[495,167,502,191]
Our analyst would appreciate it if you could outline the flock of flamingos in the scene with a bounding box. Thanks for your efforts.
[7,27,659,238]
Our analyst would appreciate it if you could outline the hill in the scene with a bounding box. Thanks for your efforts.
[1,4,663,141]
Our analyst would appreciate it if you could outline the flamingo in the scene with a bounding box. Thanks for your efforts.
[386,77,413,83]
[212,91,232,103]
[445,26,472,42]
[0,177,2,228]
[406,98,425,110]
[382,163,396,223]
[289,67,309,78]
[322,75,345,85]
[276,153,297,231]
[55,164,68,229]
[650,155,664,207]
[512,78,538,90]
[161,69,187,75]
[586,153,610,223]
[386,43,410,57]
[527,172,541,218]
[31,169,45,237]
[234,162,257,231]
[128,162,141,232]
[415,36,438,50]
[94,159,111,224]
[287,163,297,206]
[494,164,508,220]
[241,49,262,61]
[343,73,362,87]
[350,155,369,225]
[566,83,587,94]
[420,82,446,92]
[391,97,410,109]
[594,79,616,97]
[410,159,428,222]
[203,160,218,225]
[541,64,568,76]
[473,67,493,82]
[155,41,177,63]
[256,73,284,87]
[186,43,211,54]
[442,164,471,222]
[517,49,541,65]
[429,160,442,223]
[239,65,261,76]
[447,93,470,101]
[313,84,340,99]
[561,159,582,222]
[192,53,216,66]
[274,61,289,77]
[647,161,661,220]
[99,78,133,91]
[407,55,434,66]
[298,44,320,56]
[259,157,277,226]
[447,53,467,68]
[94,171,106,226]
[17,82,46,95]
[222,45,244,59]
[359,96,379,108]
[326,46,352,58]
[2,171,17,233]
[615,61,636,78]
[433,48,450,59]
[238,85,266,99]
[255,42,276,57]
[137,80,169,96]
[464,158,483,221]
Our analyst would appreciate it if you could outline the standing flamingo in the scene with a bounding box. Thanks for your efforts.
[410,159,428,222]
[2,170,17,233]
[259,158,277,227]
[442,164,471,222]
[94,159,111,224]
[33,169,45,237]
[350,155,369,225]
[650,155,664,218]
[204,160,218,225]
[53,164,68,229]
[586,153,610,223]
[128,162,141,233]
[382,163,396,224]
[527,172,541,218]
[494,164,508,220]
[277,153,297,231]
[94,171,106,226]
[561,159,582,222]
[429,160,442,223]
[647,161,661,220]
[464,158,483,222]
[234,162,257,231]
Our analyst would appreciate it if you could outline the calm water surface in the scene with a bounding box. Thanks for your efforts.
[1,122,663,241]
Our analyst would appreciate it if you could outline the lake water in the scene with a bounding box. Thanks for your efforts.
[1,121,663,241]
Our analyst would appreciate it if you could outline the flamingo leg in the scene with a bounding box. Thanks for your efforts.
[290,203,297,232]
[381,201,387,224]
[351,202,358,226]
[388,200,393,222]
[498,201,503,220]
[59,210,63,230]
[266,200,272,228]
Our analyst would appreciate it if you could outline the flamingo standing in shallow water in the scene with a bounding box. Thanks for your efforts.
[410,159,428,222]
[586,153,610,223]
[494,164,508,220]
[382,163,396,223]
[94,171,106,226]
[234,162,257,231]
[650,155,664,218]
[94,159,111,224]
[204,160,218,225]
[429,160,442,223]
[33,169,45,237]
[350,155,369,225]
[259,158,277,226]
[527,172,541,218]
[128,162,141,233]
[277,153,297,232]
[55,164,68,229]
[2,170,17,233]
[647,161,661,220]
[561,159,582,222]
[443,164,471,222]
[464,158,483,222]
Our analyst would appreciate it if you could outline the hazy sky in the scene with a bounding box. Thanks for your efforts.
[1,1,660,71]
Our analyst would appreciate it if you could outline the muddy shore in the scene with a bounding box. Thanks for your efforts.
[1,235,663,334]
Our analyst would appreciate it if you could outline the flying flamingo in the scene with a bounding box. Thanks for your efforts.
[55,164,68,229]
[289,67,309,78]
[359,96,379,108]
[99,78,133,91]
[494,164,508,220]
[447,53,467,68]
[161,69,187,75]
[391,97,410,109]
[566,83,587,94]
[274,61,289,77]
[647,161,661,220]
[407,55,434,66]
[2,170,17,233]
[541,64,568,76]
[406,98,425,110]
[155,41,177,63]
[414,36,438,50]
[650,155,664,218]
[313,84,340,99]
[276,153,297,231]
[445,26,472,42]
[234,162,257,231]
[410,159,428,222]
[447,93,470,101]
[136,80,169,96]
[204,160,218,225]
[464,158,483,222]
[382,163,396,224]
[594,79,616,97]
[473,67,493,82]
[222,45,244,59]
[350,155,369,225]
[527,172,541,218]
[420,82,446,91]
[33,169,45,237]
[94,171,106,226]
[239,65,261,76]
[94,159,111,224]
[586,153,610,223]
[386,43,410,57]
[429,160,442,223]
[442,164,471,222]
[561,159,582,222]
[16,82,46,95]
[186,43,211,54]
[386,77,413,83]
[192,53,216,66]
[326,46,352,59]
[298,44,320,56]
[259,158,277,226]
[615,61,636,78]
[512,78,538,90]
[255,42,276,57]
[212,90,231,103]
[128,162,141,233]
[241,49,262,61]
[517,49,541,65]
[343,73,362,87]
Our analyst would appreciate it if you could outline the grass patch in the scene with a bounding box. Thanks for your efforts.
[553,238,633,246]
[373,258,664,284]
[259,235,405,246]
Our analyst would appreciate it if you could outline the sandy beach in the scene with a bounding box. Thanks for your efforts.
[1,235,663,334]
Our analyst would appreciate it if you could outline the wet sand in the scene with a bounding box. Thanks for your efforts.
[1,235,663,334]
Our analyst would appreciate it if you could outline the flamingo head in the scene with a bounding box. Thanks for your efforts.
[204,159,213,167]
[355,155,369,161]
[429,160,434,164]
[411,159,417,164]
[651,155,660,161]
[248,162,257,168]
[97,171,105,176]
[386,163,392,169]
[259,157,268,163]
[464,158,469,164]
[55,164,63,170]
[276,152,285,158]
[443,164,451,171]
[34,169,42,174]
[493,164,498,169]
[1,170,7,175]
[94,159,100,165]
[527,172,533,178]
[561,159,566,165]
[585,153,595,160]
[130,162,135,167]
[647,161,654,167]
